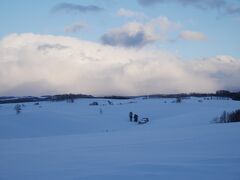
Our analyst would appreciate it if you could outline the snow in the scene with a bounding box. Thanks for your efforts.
[0,97,240,180]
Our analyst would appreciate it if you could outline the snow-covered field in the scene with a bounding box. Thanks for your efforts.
[0,97,240,180]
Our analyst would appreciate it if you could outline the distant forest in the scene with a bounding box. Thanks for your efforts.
[0,90,239,104]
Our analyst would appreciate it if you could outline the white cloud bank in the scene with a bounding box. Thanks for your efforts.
[0,33,240,96]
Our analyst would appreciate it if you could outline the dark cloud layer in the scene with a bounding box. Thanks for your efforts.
[225,5,240,15]
[101,31,153,47]
[138,0,240,15]
[51,3,104,13]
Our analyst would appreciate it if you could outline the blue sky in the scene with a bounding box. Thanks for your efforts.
[1,0,240,59]
[0,0,240,95]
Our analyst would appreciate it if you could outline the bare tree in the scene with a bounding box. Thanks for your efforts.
[14,104,21,115]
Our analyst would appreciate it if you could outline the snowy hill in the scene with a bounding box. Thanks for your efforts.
[0,97,240,180]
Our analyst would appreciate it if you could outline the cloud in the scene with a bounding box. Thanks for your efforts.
[101,22,157,47]
[138,0,240,15]
[225,4,240,15]
[117,8,146,19]
[51,3,104,13]
[149,16,181,33]
[180,31,207,41]
[138,0,225,9]
[64,22,87,33]
[101,16,181,47]
[0,33,239,96]
[38,43,68,51]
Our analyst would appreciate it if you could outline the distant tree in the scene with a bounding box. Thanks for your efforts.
[176,97,182,103]
[219,111,228,123]
[14,104,21,115]
[107,100,113,105]
[228,109,240,123]
[213,109,240,123]
[67,98,74,103]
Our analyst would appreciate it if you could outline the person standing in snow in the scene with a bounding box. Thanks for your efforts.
[129,112,133,121]
[134,114,138,122]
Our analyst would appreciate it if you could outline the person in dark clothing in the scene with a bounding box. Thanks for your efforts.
[134,114,138,122]
[129,112,133,121]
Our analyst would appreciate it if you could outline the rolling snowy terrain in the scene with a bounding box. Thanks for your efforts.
[0,97,240,180]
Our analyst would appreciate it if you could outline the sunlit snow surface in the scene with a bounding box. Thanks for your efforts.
[0,97,240,180]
